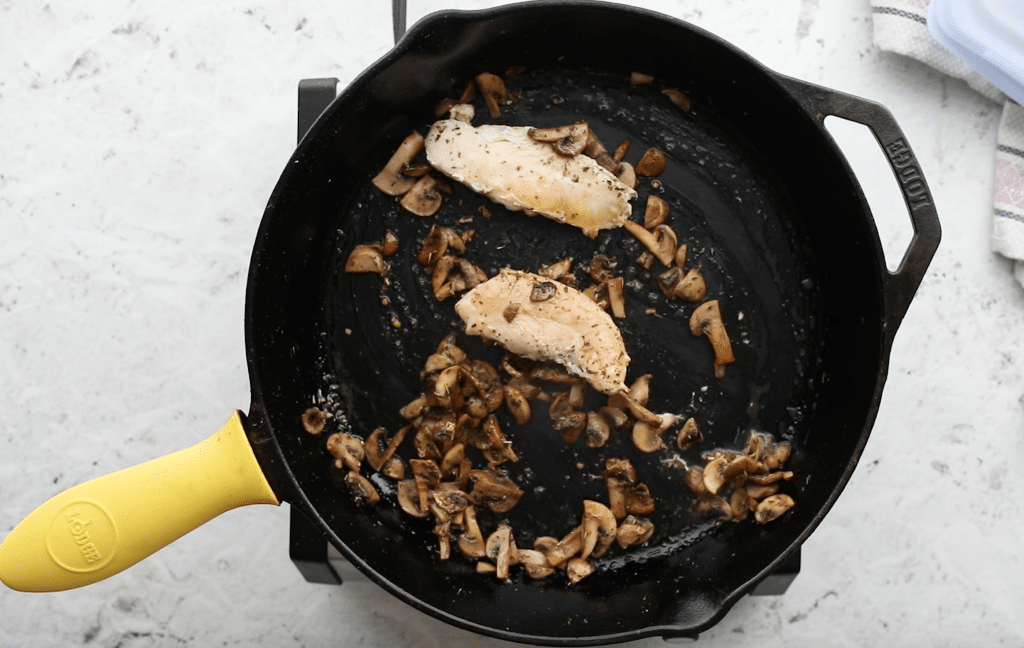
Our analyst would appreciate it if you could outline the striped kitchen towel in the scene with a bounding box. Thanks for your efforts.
[871,0,1024,287]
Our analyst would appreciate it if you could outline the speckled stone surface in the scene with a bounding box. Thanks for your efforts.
[2,1,1023,646]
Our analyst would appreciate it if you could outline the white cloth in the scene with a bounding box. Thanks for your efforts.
[871,0,1024,286]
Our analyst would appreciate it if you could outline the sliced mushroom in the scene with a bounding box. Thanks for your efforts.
[326,432,364,471]
[518,549,555,579]
[418,225,466,266]
[623,220,674,267]
[635,147,667,176]
[550,391,587,443]
[480,414,519,466]
[755,494,795,523]
[604,457,638,520]
[606,277,626,319]
[485,524,518,580]
[565,557,595,585]
[676,417,703,451]
[728,486,751,521]
[344,244,387,274]
[400,174,443,217]
[658,266,706,303]
[630,71,654,85]
[503,384,532,425]
[475,72,509,119]
[381,456,406,480]
[674,242,688,268]
[468,468,524,513]
[344,471,380,505]
[537,257,575,284]
[528,121,590,156]
[583,410,612,448]
[626,374,653,407]
[644,195,670,229]
[631,419,666,453]
[397,479,430,518]
[598,405,629,430]
[371,131,426,196]
[613,140,631,164]
[439,442,466,477]
[694,493,733,520]
[301,407,332,434]
[587,254,618,283]
[661,88,692,112]
[544,525,584,568]
[624,482,656,516]
[582,131,619,173]
[381,230,400,256]
[364,427,390,471]
[689,300,736,378]
[581,500,617,559]
[457,504,487,559]
[616,161,637,188]
[684,466,706,495]
[615,515,655,548]
[702,455,728,495]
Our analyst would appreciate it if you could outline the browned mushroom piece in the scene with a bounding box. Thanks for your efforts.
[623,220,674,267]
[527,121,590,156]
[417,225,466,266]
[566,557,595,585]
[684,465,706,494]
[480,414,519,466]
[762,440,792,470]
[301,407,332,434]
[616,161,637,189]
[371,131,426,196]
[615,515,655,548]
[432,256,488,300]
[658,266,706,303]
[381,456,406,480]
[676,417,703,451]
[583,410,612,448]
[400,162,432,178]
[544,525,584,568]
[549,391,587,443]
[754,494,795,523]
[344,471,381,505]
[468,468,523,513]
[400,174,443,217]
[630,71,654,85]
[598,405,630,430]
[344,244,387,274]
[476,561,497,574]
[503,384,532,426]
[745,482,780,500]
[587,254,618,283]
[728,487,750,521]
[475,72,510,119]
[635,147,667,176]
[694,493,733,520]
[631,418,668,453]
[326,432,364,471]
[397,479,430,518]
[583,131,619,173]
[689,300,736,378]
[485,524,519,580]
[702,455,729,495]
[363,427,390,471]
[613,140,631,164]
[399,396,428,420]
[517,549,555,579]
[439,442,466,477]
[529,280,557,302]
[624,482,656,516]
[380,230,400,257]
[674,242,688,268]
[603,457,637,520]
[626,374,652,407]
[463,360,505,413]
[661,88,692,112]
[644,195,670,229]
[537,257,575,284]
[457,505,487,559]
[605,276,626,319]
[581,500,617,559]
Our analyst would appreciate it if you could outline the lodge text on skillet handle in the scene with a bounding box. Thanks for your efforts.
[775,74,941,336]
[0,412,279,592]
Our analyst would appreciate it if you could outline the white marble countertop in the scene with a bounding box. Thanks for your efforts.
[3,1,1023,646]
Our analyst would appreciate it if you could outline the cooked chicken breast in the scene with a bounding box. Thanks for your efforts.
[425,117,637,238]
[455,269,630,394]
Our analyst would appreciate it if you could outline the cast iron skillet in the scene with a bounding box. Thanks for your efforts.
[0,2,940,645]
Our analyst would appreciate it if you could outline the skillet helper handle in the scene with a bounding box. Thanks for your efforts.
[0,412,279,592]
[777,75,941,333]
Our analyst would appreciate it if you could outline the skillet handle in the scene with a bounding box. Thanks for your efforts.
[0,412,279,592]
[776,75,941,335]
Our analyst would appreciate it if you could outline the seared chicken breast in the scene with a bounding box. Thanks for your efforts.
[425,116,637,238]
[455,269,630,394]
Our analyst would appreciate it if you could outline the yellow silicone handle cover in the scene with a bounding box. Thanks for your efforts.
[0,411,280,592]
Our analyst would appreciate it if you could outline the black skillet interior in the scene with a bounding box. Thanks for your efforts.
[245,2,892,643]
